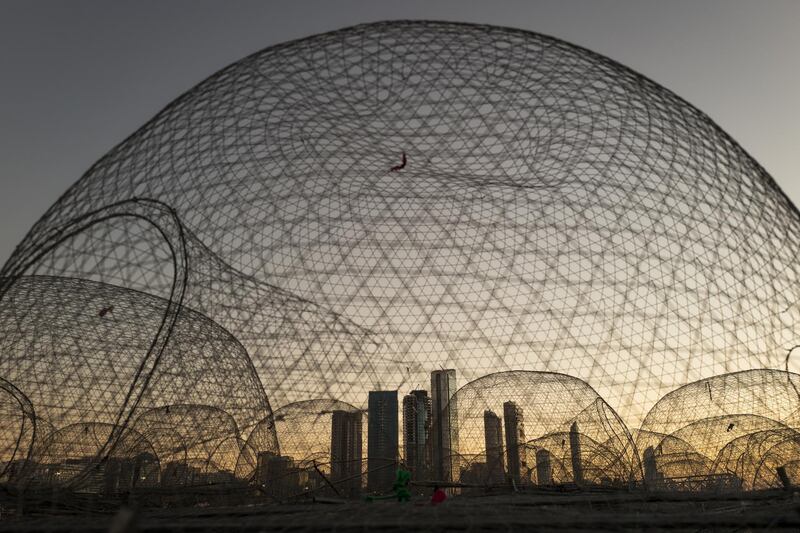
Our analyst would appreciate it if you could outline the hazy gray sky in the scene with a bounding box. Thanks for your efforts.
[1,0,798,263]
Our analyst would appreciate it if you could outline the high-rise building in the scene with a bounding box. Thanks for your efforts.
[367,390,398,492]
[642,445,661,487]
[403,390,431,482]
[535,448,552,485]
[503,401,527,486]
[569,421,584,485]
[483,409,505,484]
[431,369,458,483]
[330,409,363,497]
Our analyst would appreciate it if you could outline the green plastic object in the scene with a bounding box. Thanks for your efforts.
[365,467,412,503]
[393,467,412,502]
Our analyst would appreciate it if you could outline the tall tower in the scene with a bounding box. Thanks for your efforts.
[483,409,505,484]
[569,421,584,485]
[330,410,363,497]
[535,448,552,485]
[503,401,526,486]
[431,369,458,483]
[642,445,659,487]
[367,390,398,492]
[403,390,432,482]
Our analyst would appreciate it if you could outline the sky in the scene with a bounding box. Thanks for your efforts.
[0,0,798,264]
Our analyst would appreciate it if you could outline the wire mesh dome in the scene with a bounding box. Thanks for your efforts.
[637,369,800,490]
[0,20,799,482]
[0,273,272,487]
[638,370,800,439]
[446,371,640,486]
[711,427,800,491]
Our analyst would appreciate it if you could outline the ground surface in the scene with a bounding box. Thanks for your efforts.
[1,491,800,532]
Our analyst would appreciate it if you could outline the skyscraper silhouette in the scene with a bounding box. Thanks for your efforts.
[403,390,431,482]
[431,369,458,483]
[367,390,398,492]
[569,421,584,485]
[504,401,526,486]
[483,409,505,484]
[330,409,363,497]
[535,448,553,485]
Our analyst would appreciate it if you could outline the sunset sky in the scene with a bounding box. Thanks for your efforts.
[0,0,798,263]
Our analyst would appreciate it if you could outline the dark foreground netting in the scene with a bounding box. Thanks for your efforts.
[0,20,799,520]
